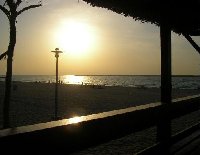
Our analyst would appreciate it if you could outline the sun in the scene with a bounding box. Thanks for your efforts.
[54,20,95,56]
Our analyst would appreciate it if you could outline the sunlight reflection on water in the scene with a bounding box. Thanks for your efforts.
[62,75,86,85]
[9,75,200,89]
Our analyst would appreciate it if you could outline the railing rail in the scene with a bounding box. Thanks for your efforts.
[0,94,200,154]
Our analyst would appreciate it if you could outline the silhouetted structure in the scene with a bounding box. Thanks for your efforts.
[83,0,200,35]
[0,0,42,128]
[51,48,63,119]
[83,0,200,53]
[82,0,200,153]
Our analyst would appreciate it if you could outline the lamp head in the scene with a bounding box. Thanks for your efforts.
[51,48,63,58]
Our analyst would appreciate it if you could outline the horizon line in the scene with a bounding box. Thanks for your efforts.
[1,74,200,77]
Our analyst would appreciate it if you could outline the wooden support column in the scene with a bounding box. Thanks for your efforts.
[160,24,172,104]
[157,19,172,153]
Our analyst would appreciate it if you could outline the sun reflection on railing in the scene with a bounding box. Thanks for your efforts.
[68,116,83,124]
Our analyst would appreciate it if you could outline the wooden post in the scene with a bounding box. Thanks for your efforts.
[157,19,172,153]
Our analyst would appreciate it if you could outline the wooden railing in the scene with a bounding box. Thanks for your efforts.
[0,94,200,154]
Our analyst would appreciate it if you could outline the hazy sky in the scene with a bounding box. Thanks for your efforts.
[0,0,200,75]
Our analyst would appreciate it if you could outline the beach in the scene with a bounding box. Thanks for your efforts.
[1,81,200,128]
[1,81,200,154]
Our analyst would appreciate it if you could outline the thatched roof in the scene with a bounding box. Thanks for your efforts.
[83,0,200,36]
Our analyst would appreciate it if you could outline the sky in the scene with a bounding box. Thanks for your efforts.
[0,0,200,75]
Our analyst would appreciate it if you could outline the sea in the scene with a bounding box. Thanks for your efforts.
[1,75,200,89]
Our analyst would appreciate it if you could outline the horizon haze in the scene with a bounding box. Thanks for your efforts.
[0,0,200,75]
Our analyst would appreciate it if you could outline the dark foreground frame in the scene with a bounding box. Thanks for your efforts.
[0,94,200,154]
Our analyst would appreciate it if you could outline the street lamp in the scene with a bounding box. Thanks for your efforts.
[51,48,63,119]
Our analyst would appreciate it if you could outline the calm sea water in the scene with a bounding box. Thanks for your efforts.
[1,75,200,89]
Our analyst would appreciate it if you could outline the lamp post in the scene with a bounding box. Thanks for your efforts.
[51,48,63,119]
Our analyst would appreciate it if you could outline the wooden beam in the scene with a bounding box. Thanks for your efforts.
[157,18,172,153]
[183,34,200,54]
[160,23,172,104]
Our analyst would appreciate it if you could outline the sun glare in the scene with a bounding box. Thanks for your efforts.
[55,20,95,57]
[62,75,85,85]
[68,116,83,124]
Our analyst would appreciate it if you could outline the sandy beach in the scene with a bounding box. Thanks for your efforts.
[1,81,200,128]
[1,81,200,154]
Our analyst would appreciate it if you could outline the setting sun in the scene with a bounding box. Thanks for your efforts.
[54,20,95,56]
